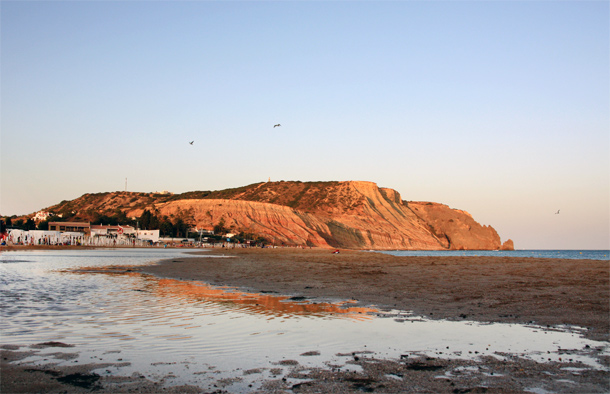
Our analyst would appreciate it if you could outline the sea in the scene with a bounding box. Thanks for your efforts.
[0,248,608,393]
[380,249,610,260]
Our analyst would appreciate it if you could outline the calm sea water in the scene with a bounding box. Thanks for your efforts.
[1,249,608,392]
[381,250,610,260]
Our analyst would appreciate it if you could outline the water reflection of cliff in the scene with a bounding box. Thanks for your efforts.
[67,266,377,320]
[154,279,377,320]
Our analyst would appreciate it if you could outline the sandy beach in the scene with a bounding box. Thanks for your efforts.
[2,246,609,393]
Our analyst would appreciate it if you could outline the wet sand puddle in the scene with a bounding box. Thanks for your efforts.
[1,249,608,393]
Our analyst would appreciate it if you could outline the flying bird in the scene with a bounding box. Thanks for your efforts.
[555,210,560,214]
[273,124,281,128]
[189,141,194,145]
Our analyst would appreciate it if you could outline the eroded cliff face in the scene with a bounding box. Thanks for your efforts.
[407,202,502,250]
[153,181,509,250]
[154,199,331,247]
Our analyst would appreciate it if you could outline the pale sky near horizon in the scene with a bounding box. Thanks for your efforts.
[1,1,608,250]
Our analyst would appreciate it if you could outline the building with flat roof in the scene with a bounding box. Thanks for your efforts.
[48,222,91,235]
[137,229,159,242]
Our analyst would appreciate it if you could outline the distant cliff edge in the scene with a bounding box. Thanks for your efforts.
[38,180,514,250]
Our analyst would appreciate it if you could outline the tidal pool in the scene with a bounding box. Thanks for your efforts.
[1,249,608,393]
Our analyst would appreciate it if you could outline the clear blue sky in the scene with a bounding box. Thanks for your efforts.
[1,1,608,249]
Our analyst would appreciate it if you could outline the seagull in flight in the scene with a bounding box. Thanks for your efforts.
[273,124,281,128]
[555,210,560,214]
[189,141,194,145]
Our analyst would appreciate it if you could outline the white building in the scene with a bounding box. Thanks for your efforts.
[90,225,109,237]
[34,211,52,222]
[90,225,136,237]
[136,229,159,243]
[8,229,69,245]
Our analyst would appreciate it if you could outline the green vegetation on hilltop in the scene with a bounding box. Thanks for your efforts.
[202,181,363,213]
[168,183,265,201]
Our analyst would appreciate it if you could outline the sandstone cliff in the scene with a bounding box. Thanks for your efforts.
[39,180,512,250]
[407,202,502,250]
[149,181,508,250]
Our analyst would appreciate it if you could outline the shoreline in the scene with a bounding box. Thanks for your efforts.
[2,244,608,253]
[2,243,608,251]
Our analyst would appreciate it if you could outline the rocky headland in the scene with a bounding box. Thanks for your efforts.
[34,180,513,250]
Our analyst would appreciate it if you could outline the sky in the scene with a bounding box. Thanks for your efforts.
[1,1,608,250]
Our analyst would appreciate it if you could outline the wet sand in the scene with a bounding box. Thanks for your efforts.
[145,247,609,342]
[2,247,609,393]
[0,344,203,394]
[3,342,608,394]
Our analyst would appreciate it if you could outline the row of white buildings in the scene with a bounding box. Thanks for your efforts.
[5,222,160,246]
